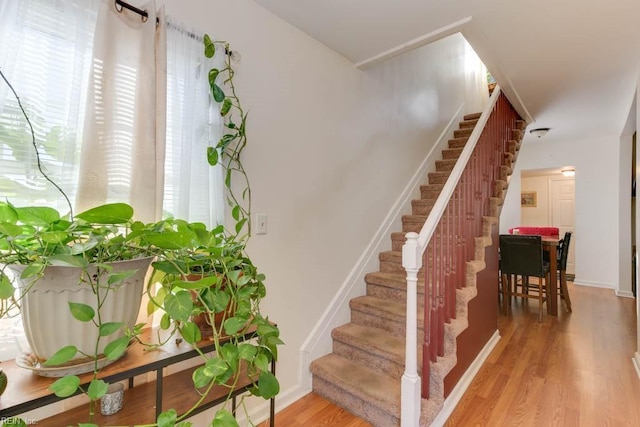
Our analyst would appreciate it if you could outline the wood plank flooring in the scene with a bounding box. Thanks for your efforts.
[264,282,639,426]
[258,392,372,426]
[446,281,640,427]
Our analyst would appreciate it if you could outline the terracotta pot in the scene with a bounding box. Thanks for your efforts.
[186,274,235,337]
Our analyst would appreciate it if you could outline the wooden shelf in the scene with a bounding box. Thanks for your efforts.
[0,325,274,426]
[40,364,254,426]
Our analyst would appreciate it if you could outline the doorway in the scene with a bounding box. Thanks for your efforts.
[550,178,576,275]
[520,168,577,277]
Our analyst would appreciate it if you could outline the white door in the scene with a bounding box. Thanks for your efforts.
[550,178,576,274]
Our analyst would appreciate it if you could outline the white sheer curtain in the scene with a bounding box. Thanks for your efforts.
[0,0,227,359]
[164,23,225,227]
[0,0,99,215]
[0,0,225,226]
[76,0,166,223]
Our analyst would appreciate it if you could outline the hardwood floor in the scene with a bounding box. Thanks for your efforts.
[265,282,639,426]
[446,281,640,427]
[258,392,372,426]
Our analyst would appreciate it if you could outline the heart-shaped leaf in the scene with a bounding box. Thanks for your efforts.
[69,302,95,322]
[49,375,80,397]
[43,345,78,367]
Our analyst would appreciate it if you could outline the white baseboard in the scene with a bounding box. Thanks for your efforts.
[298,104,467,389]
[429,330,501,427]
[210,385,311,427]
[572,279,615,289]
[616,289,635,298]
[634,352,640,380]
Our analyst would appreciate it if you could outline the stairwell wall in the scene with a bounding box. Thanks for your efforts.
[156,0,487,421]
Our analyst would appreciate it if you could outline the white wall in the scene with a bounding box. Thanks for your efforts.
[520,175,552,225]
[156,0,482,419]
[501,134,620,290]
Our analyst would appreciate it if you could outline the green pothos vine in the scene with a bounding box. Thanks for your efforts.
[204,35,251,241]
[0,33,281,427]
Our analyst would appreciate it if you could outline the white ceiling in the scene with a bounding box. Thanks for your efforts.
[255,0,640,145]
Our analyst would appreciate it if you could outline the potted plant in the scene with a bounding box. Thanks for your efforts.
[0,32,281,426]
[0,201,154,372]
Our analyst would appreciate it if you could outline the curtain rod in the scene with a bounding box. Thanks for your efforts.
[114,0,159,24]
[114,0,232,55]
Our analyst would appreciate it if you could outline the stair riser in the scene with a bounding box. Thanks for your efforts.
[453,129,472,138]
[351,310,405,336]
[428,173,450,185]
[442,148,463,160]
[366,283,425,307]
[421,188,443,199]
[333,341,405,378]
[350,308,426,348]
[448,138,468,149]
[459,120,477,129]
[312,376,400,427]
[435,160,457,172]
[411,201,434,216]
[464,112,481,121]
[391,234,405,251]
[380,259,425,275]
[402,223,421,233]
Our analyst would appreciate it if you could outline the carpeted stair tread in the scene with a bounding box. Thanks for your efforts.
[365,271,406,287]
[350,295,413,321]
[412,199,436,215]
[401,215,428,233]
[365,271,427,309]
[448,137,469,149]
[420,184,445,199]
[311,354,400,408]
[435,159,458,172]
[453,128,473,138]
[428,171,451,185]
[464,112,482,120]
[459,119,478,129]
[442,148,463,160]
[379,250,402,262]
[332,323,405,365]
[311,353,401,417]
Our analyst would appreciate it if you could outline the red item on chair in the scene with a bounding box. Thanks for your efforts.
[508,226,559,237]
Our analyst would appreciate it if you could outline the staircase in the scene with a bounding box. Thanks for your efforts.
[310,104,525,426]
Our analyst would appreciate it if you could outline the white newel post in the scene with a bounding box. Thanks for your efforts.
[401,232,422,426]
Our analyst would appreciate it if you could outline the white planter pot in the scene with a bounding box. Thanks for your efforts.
[9,257,152,374]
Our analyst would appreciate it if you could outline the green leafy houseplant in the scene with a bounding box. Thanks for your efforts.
[0,33,281,427]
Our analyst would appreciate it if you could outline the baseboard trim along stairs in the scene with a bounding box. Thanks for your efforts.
[310,110,525,426]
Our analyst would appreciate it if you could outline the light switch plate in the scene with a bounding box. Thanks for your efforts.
[256,213,267,235]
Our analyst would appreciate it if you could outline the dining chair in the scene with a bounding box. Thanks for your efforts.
[556,231,573,312]
[499,234,550,322]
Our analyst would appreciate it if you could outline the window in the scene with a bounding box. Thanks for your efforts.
[0,0,224,226]
[0,0,225,361]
